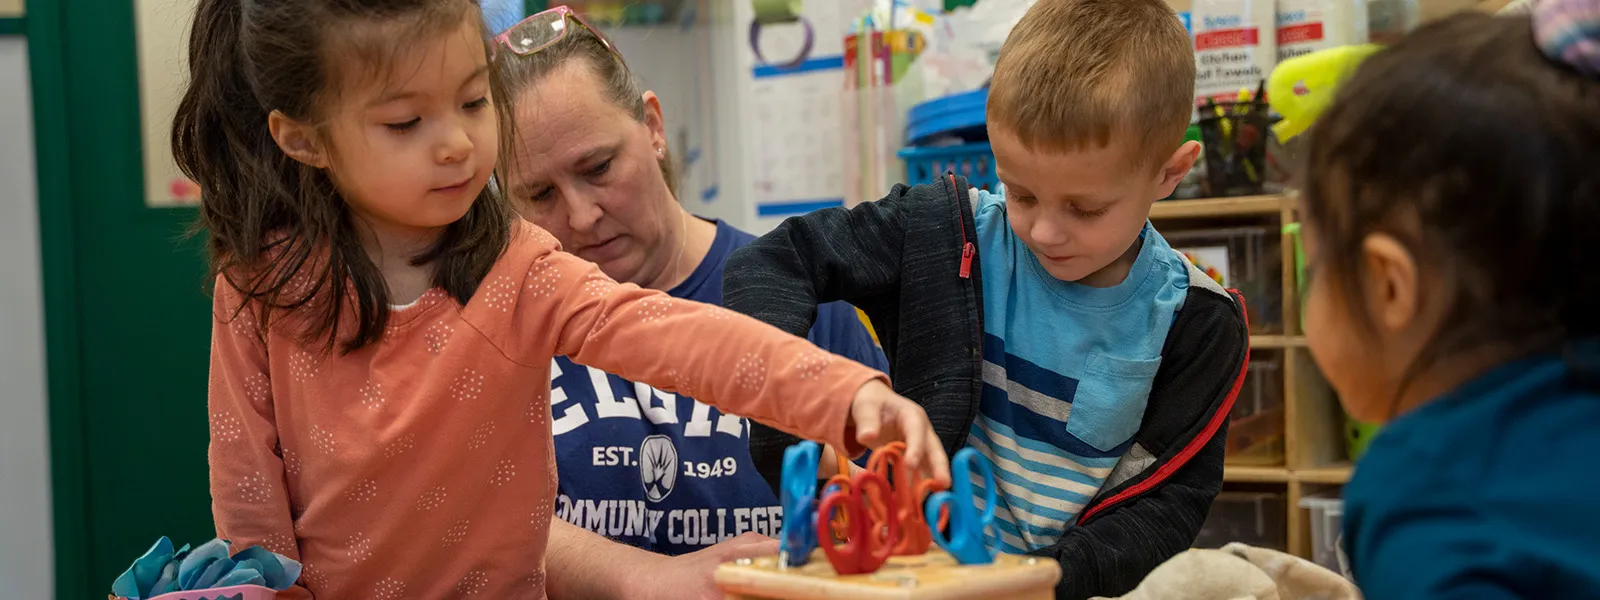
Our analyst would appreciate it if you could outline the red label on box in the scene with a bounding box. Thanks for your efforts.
[1195,27,1260,51]
[1277,22,1325,45]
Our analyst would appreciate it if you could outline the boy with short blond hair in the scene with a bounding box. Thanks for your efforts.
[725,0,1249,597]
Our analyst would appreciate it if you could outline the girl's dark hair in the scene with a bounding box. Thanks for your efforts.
[1303,12,1600,393]
[173,0,516,353]
[493,19,679,197]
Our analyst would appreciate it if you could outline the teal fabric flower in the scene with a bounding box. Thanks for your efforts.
[110,537,302,599]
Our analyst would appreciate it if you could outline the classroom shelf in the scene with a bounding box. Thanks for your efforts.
[1224,465,1292,483]
[1150,194,1289,219]
[1158,193,1353,560]
[1250,335,1307,349]
[1295,464,1355,484]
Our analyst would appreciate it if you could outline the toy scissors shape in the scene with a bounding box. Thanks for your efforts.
[778,441,822,568]
[866,442,949,555]
[818,470,900,574]
[926,447,998,565]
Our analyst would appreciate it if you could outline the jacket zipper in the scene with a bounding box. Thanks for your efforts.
[949,174,975,279]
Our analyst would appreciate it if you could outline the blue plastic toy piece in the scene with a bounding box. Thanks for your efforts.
[778,441,822,567]
[925,447,998,565]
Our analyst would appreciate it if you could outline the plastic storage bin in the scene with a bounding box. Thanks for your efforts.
[904,88,989,146]
[898,143,1000,191]
[1165,226,1283,334]
[1194,492,1288,551]
[1299,493,1350,578]
[1227,355,1285,465]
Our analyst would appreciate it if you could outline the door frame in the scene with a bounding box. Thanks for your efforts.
[28,0,93,596]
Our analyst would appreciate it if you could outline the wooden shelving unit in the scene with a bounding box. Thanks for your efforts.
[1152,193,1352,559]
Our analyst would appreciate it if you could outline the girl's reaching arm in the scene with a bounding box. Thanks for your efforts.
[207,283,312,599]
[464,224,948,479]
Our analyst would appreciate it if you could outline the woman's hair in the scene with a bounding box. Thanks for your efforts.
[172,0,516,353]
[493,20,679,197]
[1302,12,1600,390]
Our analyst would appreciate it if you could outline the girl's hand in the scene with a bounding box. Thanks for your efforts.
[847,380,952,486]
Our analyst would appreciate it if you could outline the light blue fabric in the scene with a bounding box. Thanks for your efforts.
[111,537,301,599]
[965,189,1189,551]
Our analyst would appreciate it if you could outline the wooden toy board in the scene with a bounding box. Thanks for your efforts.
[715,549,1061,600]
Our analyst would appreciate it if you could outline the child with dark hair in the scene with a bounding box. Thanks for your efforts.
[1297,3,1600,597]
[172,0,947,596]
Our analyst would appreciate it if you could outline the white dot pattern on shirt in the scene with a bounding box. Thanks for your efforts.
[456,570,489,595]
[244,372,271,405]
[792,351,833,380]
[442,520,470,546]
[417,485,447,512]
[525,262,561,299]
[525,571,546,590]
[344,478,378,503]
[637,297,673,323]
[490,460,516,486]
[708,306,733,321]
[483,275,517,312]
[262,532,295,556]
[531,227,557,246]
[310,425,337,455]
[289,350,319,382]
[238,471,272,504]
[526,390,548,425]
[373,578,406,600]
[734,354,767,391]
[468,421,496,451]
[452,369,485,403]
[583,276,618,297]
[301,562,329,588]
[383,433,415,459]
[359,380,386,411]
[347,532,373,562]
[666,368,698,399]
[229,314,254,337]
[282,449,302,476]
[424,321,452,354]
[586,312,611,342]
[211,411,243,443]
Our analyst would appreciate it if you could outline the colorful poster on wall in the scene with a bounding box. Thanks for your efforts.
[134,0,202,207]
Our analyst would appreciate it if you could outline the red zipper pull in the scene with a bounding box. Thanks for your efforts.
[959,242,975,279]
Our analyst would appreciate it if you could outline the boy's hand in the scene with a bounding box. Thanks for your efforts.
[848,380,952,486]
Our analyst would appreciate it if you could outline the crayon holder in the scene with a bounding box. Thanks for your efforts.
[1196,99,1272,198]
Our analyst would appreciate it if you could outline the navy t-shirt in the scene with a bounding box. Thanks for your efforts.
[548,219,889,555]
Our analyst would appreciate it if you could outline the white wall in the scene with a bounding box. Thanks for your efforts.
[0,36,54,600]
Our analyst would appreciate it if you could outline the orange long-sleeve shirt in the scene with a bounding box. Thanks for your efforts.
[207,222,882,598]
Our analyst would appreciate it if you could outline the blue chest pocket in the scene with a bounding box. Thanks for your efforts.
[1066,353,1162,453]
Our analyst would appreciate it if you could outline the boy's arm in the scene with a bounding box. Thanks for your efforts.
[724,187,919,490]
[206,285,312,600]
[1029,291,1248,600]
[721,185,914,337]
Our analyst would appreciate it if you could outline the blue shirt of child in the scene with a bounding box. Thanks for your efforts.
[967,189,1190,552]
[1344,344,1600,598]
[548,219,889,555]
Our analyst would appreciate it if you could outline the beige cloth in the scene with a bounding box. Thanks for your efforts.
[1093,544,1362,600]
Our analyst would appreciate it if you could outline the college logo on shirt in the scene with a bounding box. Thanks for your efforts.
[639,435,679,502]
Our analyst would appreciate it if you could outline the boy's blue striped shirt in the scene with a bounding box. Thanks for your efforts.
[967,190,1189,551]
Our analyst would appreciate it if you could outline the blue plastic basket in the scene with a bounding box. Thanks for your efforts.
[905,88,989,146]
[898,143,1000,190]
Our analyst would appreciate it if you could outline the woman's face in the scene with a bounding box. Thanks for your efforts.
[506,61,675,287]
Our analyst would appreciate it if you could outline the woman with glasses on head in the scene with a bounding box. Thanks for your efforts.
[492,8,890,599]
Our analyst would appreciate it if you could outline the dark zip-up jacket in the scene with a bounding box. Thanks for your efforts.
[723,174,1250,600]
